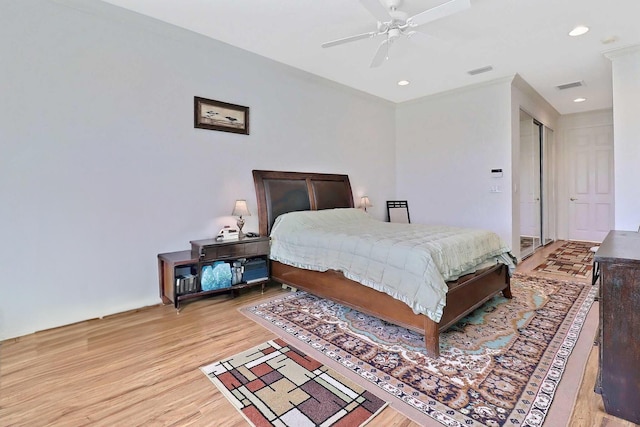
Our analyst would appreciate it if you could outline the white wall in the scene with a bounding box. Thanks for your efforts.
[0,0,396,340]
[395,79,514,245]
[394,75,559,259]
[606,45,640,231]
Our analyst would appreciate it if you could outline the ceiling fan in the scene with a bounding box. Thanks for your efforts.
[321,0,471,68]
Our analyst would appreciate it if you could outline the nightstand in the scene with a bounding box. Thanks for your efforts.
[158,236,270,310]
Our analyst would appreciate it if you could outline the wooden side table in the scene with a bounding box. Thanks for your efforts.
[158,236,270,310]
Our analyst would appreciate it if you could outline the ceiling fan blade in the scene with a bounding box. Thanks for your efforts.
[404,29,451,51]
[359,0,392,23]
[406,28,439,43]
[370,39,390,68]
[322,31,378,48]
[406,0,470,27]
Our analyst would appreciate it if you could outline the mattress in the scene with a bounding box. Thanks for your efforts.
[269,208,516,323]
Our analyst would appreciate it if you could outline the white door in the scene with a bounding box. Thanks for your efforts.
[567,125,614,242]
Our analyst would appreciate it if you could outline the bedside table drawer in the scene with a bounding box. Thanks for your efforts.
[191,236,270,261]
[242,241,270,256]
[202,244,245,260]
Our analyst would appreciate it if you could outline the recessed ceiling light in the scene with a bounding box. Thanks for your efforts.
[397,80,410,86]
[569,25,589,37]
[573,97,587,103]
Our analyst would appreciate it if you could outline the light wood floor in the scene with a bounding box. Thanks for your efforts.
[1,241,637,426]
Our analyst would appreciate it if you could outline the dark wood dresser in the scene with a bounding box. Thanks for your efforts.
[594,230,640,424]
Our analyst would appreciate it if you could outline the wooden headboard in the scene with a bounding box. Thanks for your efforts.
[252,170,354,236]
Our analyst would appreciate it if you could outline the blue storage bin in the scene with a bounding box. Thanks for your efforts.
[201,261,232,290]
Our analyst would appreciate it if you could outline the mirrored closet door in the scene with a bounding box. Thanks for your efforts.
[519,110,542,258]
[519,110,556,258]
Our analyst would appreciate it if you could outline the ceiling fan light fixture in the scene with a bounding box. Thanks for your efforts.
[397,80,410,86]
[321,0,470,67]
[569,25,589,37]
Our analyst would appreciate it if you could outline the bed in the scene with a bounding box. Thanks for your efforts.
[253,169,514,358]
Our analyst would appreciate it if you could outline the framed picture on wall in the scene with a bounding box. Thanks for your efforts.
[194,96,250,135]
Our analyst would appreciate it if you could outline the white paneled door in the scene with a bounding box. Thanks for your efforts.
[567,125,614,242]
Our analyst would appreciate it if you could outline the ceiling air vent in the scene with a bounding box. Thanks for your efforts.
[556,81,585,90]
[467,66,493,76]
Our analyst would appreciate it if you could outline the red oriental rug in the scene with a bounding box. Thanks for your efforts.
[240,274,598,427]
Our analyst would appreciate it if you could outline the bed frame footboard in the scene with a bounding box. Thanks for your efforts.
[422,264,511,357]
[271,261,511,358]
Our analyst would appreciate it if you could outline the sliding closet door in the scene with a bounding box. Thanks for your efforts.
[519,110,542,258]
[542,127,555,245]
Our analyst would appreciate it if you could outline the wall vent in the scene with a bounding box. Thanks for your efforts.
[467,66,493,75]
[556,80,584,90]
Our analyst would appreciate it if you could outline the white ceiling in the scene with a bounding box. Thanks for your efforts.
[100,0,640,115]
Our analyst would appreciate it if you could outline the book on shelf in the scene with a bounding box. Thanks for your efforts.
[245,277,268,284]
[184,274,196,292]
[176,274,197,294]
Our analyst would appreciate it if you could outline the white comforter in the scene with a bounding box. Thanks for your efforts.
[269,208,516,323]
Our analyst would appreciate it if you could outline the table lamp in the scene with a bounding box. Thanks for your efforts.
[232,199,251,237]
[360,196,372,212]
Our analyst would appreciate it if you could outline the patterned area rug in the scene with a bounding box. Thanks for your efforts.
[534,241,596,278]
[201,338,387,426]
[241,274,597,427]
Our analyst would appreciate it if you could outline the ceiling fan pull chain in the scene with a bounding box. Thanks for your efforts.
[385,33,390,61]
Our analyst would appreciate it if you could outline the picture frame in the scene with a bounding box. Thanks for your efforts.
[194,96,249,135]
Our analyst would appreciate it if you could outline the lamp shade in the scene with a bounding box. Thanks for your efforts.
[360,196,372,212]
[232,199,251,217]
